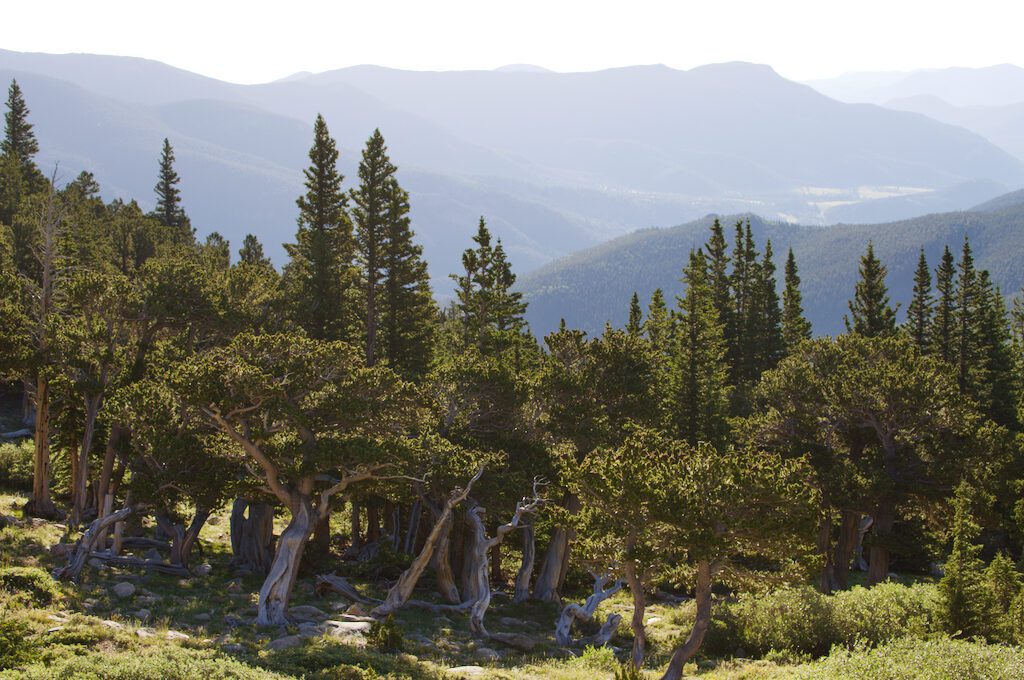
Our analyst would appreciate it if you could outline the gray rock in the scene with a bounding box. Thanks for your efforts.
[135,628,156,638]
[144,549,162,562]
[324,620,372,636]
[194,612,212,622]
[50,542,73,558]
[266,634,303,650]
[447,666,487,677]
[221,642,245,653]
[134,609,151,621]
[165,630,190,640]
[474,647,500,661]
[226,580,243,594]
[101,620,124,630]
[112,582,136,598]
[224,614,245,627]
[288,604,327,621]
[498,616,523,627]
[88,558,105,570]
[194,563,213,576]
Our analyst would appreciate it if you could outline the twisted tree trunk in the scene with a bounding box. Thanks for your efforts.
[70,394,103,526]
[660,560,713,680]
[554,572,623,646]
[832,510,859,590]
[625,557,647,667]
[431,510,461,603]
[533,493,578,602]
[513,520,535,603]
[230,499,275,575]
[258,497,314,625]
[25,375,57,519]
[867,503,894,585]
[53,506,132,581]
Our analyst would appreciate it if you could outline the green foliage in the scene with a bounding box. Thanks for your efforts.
[367,615,404,652]
[0,566,60,607]
[0,441,33,489]
[939,483,991,638]
[612,661,645,680]
[153,138,192,243]
[782,247,812,353]
[735,586,837,658]
[845,241,897,337]
[0,618,38,671]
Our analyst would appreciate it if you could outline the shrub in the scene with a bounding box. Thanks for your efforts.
[0,567,60,607]
[734,586,837,657]
[367,614,403,652]
[830,582,942,646]
[0,441,32,489]
[0,618,38,671]
[613,662,644,680]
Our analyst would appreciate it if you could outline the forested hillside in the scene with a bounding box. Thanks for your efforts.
[3,71,1024,680]
[519,201,1024,336]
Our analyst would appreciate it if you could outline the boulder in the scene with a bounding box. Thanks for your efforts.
[324,620,372,636]
[447,665,487,677]
[221,642,245,653]
[112,582,136,598]
[166,630,190,640]
[266,634,303,650]
[288,604,327,621]
[474,647,500,661]
[144,549,162,562]
[134,609,151,621]
[194,612,212,622]
[101,620,124,630]
[135,628,156,639]
[194,563,213,576]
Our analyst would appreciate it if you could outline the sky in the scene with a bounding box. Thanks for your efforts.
[2,0,1023,84]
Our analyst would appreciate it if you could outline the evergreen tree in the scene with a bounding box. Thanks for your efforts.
[626,291,643,336]
[153,138,192,243]
[238,233,271,266]
[645,288,673,360]
[781,247,812,352]
[931,245,957,362]
[351,129,398,365]
[381,180,435,379]
[0,149,26,226]
[705,218,733,348]
[283,115,355,342]
[752,239,784,373]
[906,249,933,353]
[845,241,897,337]
[730,220,760,382]
[939,483,990,639]
[973,272,1017,426]
[664,249,730,447]
[2,79,41,186]
[955,236,978,392]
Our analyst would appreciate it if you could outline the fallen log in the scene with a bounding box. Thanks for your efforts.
[315,573,378,605]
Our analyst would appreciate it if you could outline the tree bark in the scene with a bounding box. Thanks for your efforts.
[53,506,132,581]
[513,520,535,603]
[157,508,210,570]
[867,503,894,585]
[367,504,381,543]
[625,558,647,667]
[70,393,103,526]
[660,560,713,680]
[310,513,330,559]
[258,496,314,625]
[533,493,578,602]
[431,511,461,603]
[230,499,275,575]
[833,510,859,590]
[25,375,56,518]
[817,509,834,594]
[554,572,623,646]
[403,500,422,554]
[350,500,362,549]
[371,469,481,618]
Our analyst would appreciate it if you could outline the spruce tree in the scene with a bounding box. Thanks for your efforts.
[781,247,812,352]
[705,218,733,348]
[752,239,784,373]
[939,482,990,639]
[283,114,355,342]
[645,288,673,360]
[906,249,933,353]
[845,241,897,337]
[627,291,643,336]
[381,179,435,379]
[2,79,41,185]
[974,272,1017,426]
[351,129,398,365]
[730,220,760,381]
[238,234,271,266]
[153,138,192,243]
[665,249,730,447]
[931,245,957,362]
[955,236,979,392]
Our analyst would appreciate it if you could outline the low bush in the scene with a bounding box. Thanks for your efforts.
[734,586,836,657]
[367,614,403,652]
[830,582,942,645]
[794,637,1024,679]
[0,566,60,607]
[0,441,32,490]
[0,618,39,671]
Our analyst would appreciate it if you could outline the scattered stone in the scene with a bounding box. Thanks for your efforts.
[474,647,500,662]
[298,622,326,638]
[47,614,69,623]
[166,630,190,641]
[194,563,213,576]
[224,614,244,627]
[221,642,245,653]
[447,665,486,677]
[345,602,369,617]
[46,626,64,633]
[490,632,536,651]
[135,628,156,639]
[50,542,73,558]
[101,620,124,630]
[328,601,347,612]
[88,558,105,570]
[134,609,151,621]
[112,582,136,598]
[645,616,663,625]
[144,549,162,562]
[408,633,433,646]
[498,616,523,627]
[288,604,327,621]
[194,612,212,622]
[266,634,303,650]
[226,580,243,594]
[324,620,372,636]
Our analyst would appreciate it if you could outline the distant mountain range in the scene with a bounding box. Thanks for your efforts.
[517,191,1024,338]
[2,49,1022,292]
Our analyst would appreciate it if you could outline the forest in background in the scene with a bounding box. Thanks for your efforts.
[3,76,1024,679]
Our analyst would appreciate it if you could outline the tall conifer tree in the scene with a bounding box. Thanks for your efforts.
[627,291,643,336]
[283,115,355,342]
[752,239,784,373]
[2,79,41,186]
[153,138,193,243]
[955,236,978,392]
[238,234,271,266]
[705,218,733,348]
[931,246,957,362]
[906,249,933,353]
[645,288,673,360]
[781,247,811,352]
[845,241,897,337]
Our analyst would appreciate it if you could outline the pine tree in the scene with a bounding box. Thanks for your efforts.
[645,288,673,360]
[283,115,355,342]
[845,241,897,337]
[351,129,398,365]
[939,482,990,639]
[906,249,933,353]
[730,220,760,381]
[153,138,192,243]
[781,247,812,352]
[955,236,979,392]
[931,246,957,362]
[665,249,730,447]
[381,179,435,379]
[627,292,643,336]
[2,79,41,186]
[705,218,733,348]
[752,239,784,373]
[973,272,1017,426]
[238,234,271,266]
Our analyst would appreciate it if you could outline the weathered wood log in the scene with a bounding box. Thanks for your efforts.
[86,554,190,577]
[53,506,132,581]
[591,613,622,646]
[371,468,482,618]
[315,573,377,605]
[429,509,461,603]
[554,572,624,646]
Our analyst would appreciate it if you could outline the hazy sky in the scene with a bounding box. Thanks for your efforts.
[3,0,1022,83]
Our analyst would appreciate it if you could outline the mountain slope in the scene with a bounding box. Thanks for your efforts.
[518,201,1024,338]
[807,64,1024,107]
[883,95,1024,162]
